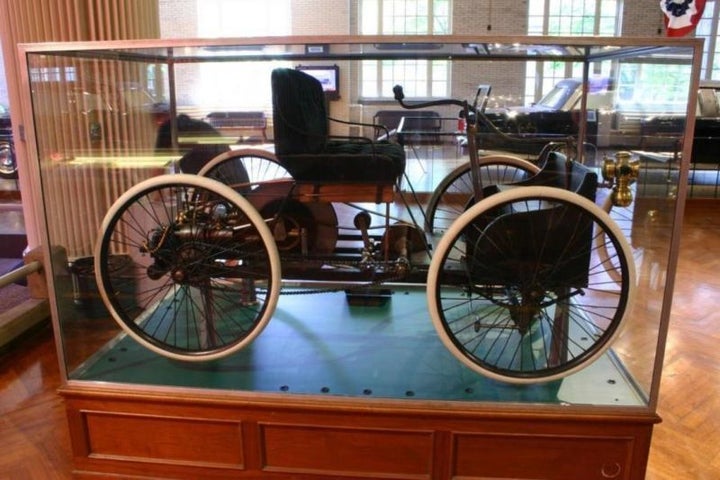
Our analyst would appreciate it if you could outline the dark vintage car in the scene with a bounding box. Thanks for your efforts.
[478,77,614,154]
[481,78,719,164]
[32,82,166,148]
[640,81,720,164]
[0,103,16,180]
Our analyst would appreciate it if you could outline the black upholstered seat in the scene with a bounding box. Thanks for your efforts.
[483,151,597,201]
[271,68,405,184]
[470,151,599,287]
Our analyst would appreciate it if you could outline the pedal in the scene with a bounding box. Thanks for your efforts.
[353,211,373,250]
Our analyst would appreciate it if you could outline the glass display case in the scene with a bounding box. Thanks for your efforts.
[19,35,701,479]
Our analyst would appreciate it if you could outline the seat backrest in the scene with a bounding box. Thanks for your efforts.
[271,68,328,155]
[515,151,597,201]
[471,151,597,287]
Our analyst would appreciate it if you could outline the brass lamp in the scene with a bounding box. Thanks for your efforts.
[601,151,640,207]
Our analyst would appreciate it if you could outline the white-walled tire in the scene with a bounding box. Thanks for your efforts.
[427,186,636,384]
[425,155,540,234]
[94,174,281,361]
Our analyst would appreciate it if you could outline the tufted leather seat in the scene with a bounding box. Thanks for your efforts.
[271,68,405,184]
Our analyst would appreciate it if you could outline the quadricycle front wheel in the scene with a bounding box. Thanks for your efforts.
[426,186,636,384]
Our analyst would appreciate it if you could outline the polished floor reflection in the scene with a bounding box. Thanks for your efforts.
[0,199,718,479]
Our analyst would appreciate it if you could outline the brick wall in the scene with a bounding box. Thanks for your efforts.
[454,0,529,35]
[147,0,688,136]
[159,0,198,38]
[624,1,668,37]
[0,0,686,109]
[291,0,351,35]
[155,0,678,52]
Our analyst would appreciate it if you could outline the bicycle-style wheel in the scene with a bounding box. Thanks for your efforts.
[198,148,292,189]
[427,186,636,383]
[199,148,339,255]
[425,155,539,234]
[94,174,281,361]
[596,191,644,285]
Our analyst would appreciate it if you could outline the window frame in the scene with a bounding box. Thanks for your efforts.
[359,0,452,100]
[694,0,720,81]
[525,0,623,105]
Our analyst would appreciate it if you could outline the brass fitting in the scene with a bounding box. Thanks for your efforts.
[601,151,640,207]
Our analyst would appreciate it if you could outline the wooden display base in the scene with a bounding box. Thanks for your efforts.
[60,383,659,480]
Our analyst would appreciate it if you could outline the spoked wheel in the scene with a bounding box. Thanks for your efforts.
[597,191,643,285]
[199,148,338,255]
[0,141,17,180]
[427,186,636,383]
[94,174,281,361]
[198,148,291,190]
[425,155,539,234]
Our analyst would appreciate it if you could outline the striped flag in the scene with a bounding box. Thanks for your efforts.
[661,0,706,37]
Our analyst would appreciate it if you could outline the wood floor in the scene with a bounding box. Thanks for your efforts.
[0,199,718,479]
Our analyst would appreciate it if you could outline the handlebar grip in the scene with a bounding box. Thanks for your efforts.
[393,85,405,101]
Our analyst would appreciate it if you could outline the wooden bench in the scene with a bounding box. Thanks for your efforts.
[372,110,443,145]
[204,111,268,143]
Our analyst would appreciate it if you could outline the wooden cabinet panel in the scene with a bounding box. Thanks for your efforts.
[260,423,434,477]
[82,410,245,469]
[452,432,633,479]
[61,386,657,480]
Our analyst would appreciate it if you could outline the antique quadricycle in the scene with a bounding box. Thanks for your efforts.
[93,66,636,384]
